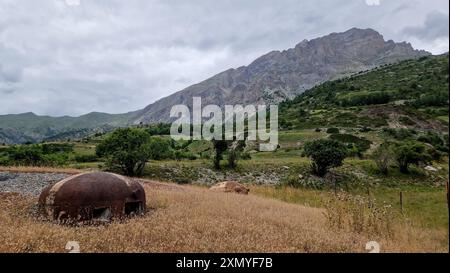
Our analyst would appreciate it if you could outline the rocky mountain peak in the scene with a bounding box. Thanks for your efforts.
[133,28,430,124]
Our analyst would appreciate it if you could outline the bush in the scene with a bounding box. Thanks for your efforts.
[371,142,394,175]
[211,140,246,169]
[359,126,372,133]
[148,137,174,160]
[280,174,326,190]
[303,139,348,177]
[329,134,372,157]
[382,128,417,140]
[326,128,340,134]
[410,92,449,107]
[5,144,69,166]
[96,128,153,176]
[339,91,391,106]
[145,123,171,135]
[42,143,74,154]
[393,141,431,174]
[74,154,98,163]
[417,132,446,151]
[212,140,228,169]
[174,150,198,160]
[227,140,246,169]
[240,152,252,160]
[398,116,415,126]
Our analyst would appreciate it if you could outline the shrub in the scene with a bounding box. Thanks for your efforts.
[146,123,171,135]
[371,142,394,175]
[41,153,69,166]
[240,152,252,160]
[398,116,415,126]
[42,143,74,154]
[410,91,449,107]
[329,134,372,157]
[212,140,228,169]
[417,132,446,151]
[74,154,98,163]
[382,128,417,140]
[7,145,43,166]
[148,137,174,160]
[174,151,198,160]
[5,144,69,167]
[303,139,348,177]
[339,91,391,106]
[227,140,246,169]
[326,128,340,134]
[211,139,245,169]
[393,141,431,174]
[359,126,372,133]
[280,174,326,190]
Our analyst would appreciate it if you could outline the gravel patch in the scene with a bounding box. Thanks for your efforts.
[0,172,70,196]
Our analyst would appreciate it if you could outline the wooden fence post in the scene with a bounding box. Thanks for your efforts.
[446,182,449,219]
[399,191,403,214]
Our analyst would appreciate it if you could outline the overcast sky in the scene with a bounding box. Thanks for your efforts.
[1,0,448,116]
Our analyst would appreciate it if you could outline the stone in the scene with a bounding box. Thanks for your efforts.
[210,181,250,195]
[424,166,438,172]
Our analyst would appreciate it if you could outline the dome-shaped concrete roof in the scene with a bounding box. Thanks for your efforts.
[39,172,146,222]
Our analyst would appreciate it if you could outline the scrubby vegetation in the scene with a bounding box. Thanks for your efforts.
[279,54,449,129]
[0,143,74,166]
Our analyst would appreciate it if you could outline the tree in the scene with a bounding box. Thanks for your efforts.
[96,128,152,176]
[7,145,44,166]
[211,139,246,169]
[147,137,173,160]
[212,140,228,169]
[6,144,69,167]
[303,139,348,177]
[393,141,431,174]
[226,140,246,169]
[372,142,394,175]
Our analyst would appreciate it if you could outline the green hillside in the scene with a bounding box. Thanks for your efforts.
[279,54,449,131]
[0,111,140,144]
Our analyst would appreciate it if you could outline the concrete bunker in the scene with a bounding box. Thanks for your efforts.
[38,172,146,222]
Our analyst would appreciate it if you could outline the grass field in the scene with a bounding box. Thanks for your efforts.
[0,180,447,253]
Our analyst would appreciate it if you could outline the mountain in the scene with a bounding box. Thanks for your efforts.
[0,111,140,144]
[279,54,449,131]
[133,28,430,124]
[0,28,431,144]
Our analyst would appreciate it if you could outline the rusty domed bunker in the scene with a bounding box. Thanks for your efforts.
[38,172,146,222]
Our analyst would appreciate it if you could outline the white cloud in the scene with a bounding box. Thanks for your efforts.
[0,0,448,116]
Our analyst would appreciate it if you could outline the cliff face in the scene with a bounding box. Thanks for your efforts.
[134,28,430,124]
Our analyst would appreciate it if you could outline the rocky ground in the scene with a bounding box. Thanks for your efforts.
[0,172,69,196]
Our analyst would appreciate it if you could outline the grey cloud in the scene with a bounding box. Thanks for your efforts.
[402,11,449,40]
[0,0,448,116]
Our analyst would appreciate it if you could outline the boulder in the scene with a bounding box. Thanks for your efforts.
[424,166,438,172]
[210,181,250,195]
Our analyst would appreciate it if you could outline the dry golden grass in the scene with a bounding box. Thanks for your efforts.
[0,181,447,253]
[0,166,84,174]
